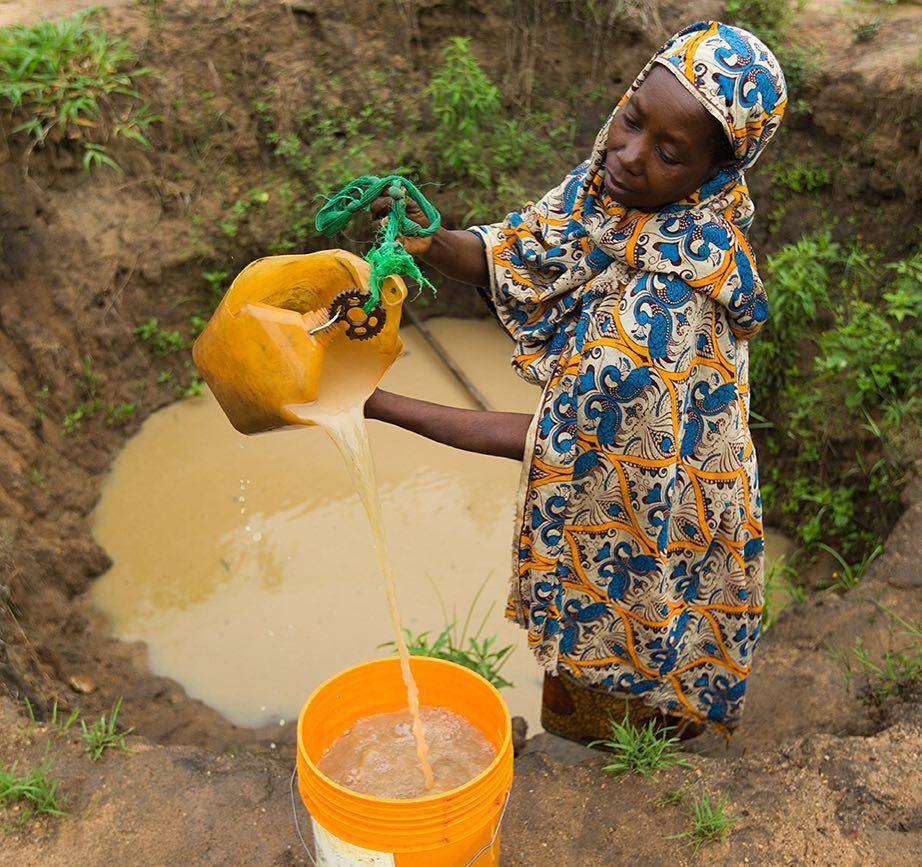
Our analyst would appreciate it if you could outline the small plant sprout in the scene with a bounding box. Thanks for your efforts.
[50,700,80,734]
[818,542,883,591]
[0,751,67,824]
[667,791,737,852]
[839,609,921,704]
[380,578,516,689]
[589,714,694,778]
[81,698,133,761]
[657,781,692,807]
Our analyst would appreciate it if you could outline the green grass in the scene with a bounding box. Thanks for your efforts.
[49,700,80,734]
[666,791,736,852]
[388,625,516,690]
[656,781,692,807]
[838,609,921,703]
[817,542,882,591]
[0,9,157,169]
[81,698,133,761]
[752,237,920,566]
[0,753,67,824]
[588,714,693,778]
[761,555,805,630]
[772,162,831,194]
[134,317,186,355]
[380,580,515,689]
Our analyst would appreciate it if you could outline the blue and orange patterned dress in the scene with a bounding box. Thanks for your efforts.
[471,21,787,730]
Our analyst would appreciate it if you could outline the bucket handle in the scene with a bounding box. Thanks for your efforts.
[289,766,512,867]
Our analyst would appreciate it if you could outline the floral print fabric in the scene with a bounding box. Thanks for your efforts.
[470,21,787,730]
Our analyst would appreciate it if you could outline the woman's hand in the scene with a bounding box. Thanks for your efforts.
[370,196,490,288]
[370,196,435,258]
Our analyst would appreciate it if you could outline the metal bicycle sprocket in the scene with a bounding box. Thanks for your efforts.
[328,289,386,341]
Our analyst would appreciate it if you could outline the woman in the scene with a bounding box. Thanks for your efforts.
[367,20,787,740]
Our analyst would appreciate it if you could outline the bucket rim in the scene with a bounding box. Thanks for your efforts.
[296,655,512,806]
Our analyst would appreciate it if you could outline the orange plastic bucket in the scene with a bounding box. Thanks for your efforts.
[296,657,513,866]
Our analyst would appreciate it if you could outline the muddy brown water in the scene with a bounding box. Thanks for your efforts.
[317,706,496,799]
[91,317,794,732]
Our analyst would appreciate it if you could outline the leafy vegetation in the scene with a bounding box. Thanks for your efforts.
[752,234,920,566]
[380,581,515,688]
[428,37,570,219]
[771,162,831,193]
[761,555,805,630]
[588,714,693,777]
[81,698,133,761]
[0,753,66,824]
[0,10,157,169]
[386,625,515,689]
[666,791,737,852]
[836,609,921,703]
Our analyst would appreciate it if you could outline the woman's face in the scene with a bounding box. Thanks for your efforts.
[603,64,732,211]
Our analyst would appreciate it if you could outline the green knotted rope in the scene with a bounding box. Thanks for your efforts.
[315,174,442,312]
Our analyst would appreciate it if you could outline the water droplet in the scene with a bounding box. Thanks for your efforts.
[260,705,267,712]
[270,742,276,749]
[238,496,245,503]
[244,525,252,532]
[279,719,286,727]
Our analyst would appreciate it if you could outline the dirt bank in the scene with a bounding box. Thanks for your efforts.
[0,0,920,861]
[2,486,919,863]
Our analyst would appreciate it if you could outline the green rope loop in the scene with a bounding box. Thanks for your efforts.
[314,174,442,312]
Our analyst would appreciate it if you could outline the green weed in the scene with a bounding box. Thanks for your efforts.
[852,19,881,42]
[81,698,133,761]
[105,401,135,427]
[387,625,515,690]
[588,714,693,778]
[656,781,692,807]
[0,752,66,824]
[761,555,804,630]
[667,791,736,852]
[752,237,918,563]
[818,542,882,591]
[28,467,44,486]
[836,609,921,703]
[134,317,186,355]
[33,385,50,422]
[0,10,157,168]
[49,700,80,734]
[380,580,515,689]
[771,162,831,193]
[428,37,562,190]
[178,374,205,399]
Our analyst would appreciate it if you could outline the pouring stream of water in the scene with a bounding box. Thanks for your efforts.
[304,404,435,791]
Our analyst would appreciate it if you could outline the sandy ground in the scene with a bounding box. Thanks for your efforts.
[0,0,131,28]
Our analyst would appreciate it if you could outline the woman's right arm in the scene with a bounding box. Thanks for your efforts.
[370,197,489,288]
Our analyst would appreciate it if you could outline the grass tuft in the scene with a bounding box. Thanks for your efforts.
[0,10,157,168]
[667,791,736,851]
[589,714,694,778]
[0,752,67,824]
[81,698,133,761]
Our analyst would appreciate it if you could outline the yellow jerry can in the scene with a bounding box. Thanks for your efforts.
[192,250,407,434]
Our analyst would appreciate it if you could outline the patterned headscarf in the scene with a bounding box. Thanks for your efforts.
[474,20,787,385]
